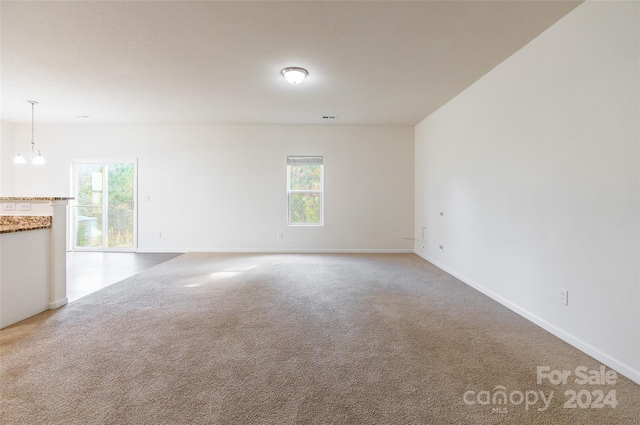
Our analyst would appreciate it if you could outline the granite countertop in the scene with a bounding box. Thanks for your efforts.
[0,216,52,234]
[0,197,74,201]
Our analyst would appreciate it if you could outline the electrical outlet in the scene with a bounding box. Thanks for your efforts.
[2,203,16,211]
[157,232,162,239]
[17,203,31,211]
[559,288,568,306]
[278,232,284,239]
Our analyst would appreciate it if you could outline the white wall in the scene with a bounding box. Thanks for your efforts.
[415,1,639,383]
[0,121,16,195]
[9,124,414,252]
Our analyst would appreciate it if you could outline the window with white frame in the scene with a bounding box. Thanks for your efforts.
[287,156,323,225]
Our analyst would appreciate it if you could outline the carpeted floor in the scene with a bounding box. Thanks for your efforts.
[1,253,638,424]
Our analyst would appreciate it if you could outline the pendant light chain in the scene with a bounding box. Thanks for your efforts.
[31,101,35,143]
[31,101,36,155]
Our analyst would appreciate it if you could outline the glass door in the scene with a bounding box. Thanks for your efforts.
[72,160,137,251]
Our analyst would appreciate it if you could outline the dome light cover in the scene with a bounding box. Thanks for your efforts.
[281,67,308,85]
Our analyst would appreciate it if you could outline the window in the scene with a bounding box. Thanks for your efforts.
[287,156,323,225]
[72,160,137,250]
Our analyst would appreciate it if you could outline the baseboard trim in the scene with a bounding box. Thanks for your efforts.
[135,248,415,254]
[48,298,68,309]
[133,249,188,254]
[414,250,640,386]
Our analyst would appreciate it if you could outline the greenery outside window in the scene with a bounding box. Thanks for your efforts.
[287,156,323,225]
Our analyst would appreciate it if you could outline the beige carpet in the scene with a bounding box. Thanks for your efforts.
[1,253,638,424]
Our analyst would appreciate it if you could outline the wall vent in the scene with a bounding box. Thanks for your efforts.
[321,115,337,120]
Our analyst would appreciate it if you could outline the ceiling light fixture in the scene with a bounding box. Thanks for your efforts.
[281,67,308,85]
[14,100,45,165]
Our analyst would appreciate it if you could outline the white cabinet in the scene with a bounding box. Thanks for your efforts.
[0,229,50,328]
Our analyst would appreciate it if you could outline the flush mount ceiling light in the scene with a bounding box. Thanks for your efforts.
[14,100,45,165]
[281,67,308,85]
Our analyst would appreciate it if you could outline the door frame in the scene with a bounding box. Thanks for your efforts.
[70,158,138,252]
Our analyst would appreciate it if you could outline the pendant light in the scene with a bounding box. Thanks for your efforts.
[14,100,45,165]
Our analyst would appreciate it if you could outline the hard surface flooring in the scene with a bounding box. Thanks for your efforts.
[66,251,182,302]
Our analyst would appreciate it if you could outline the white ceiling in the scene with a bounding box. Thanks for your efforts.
[1,0,581,125]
